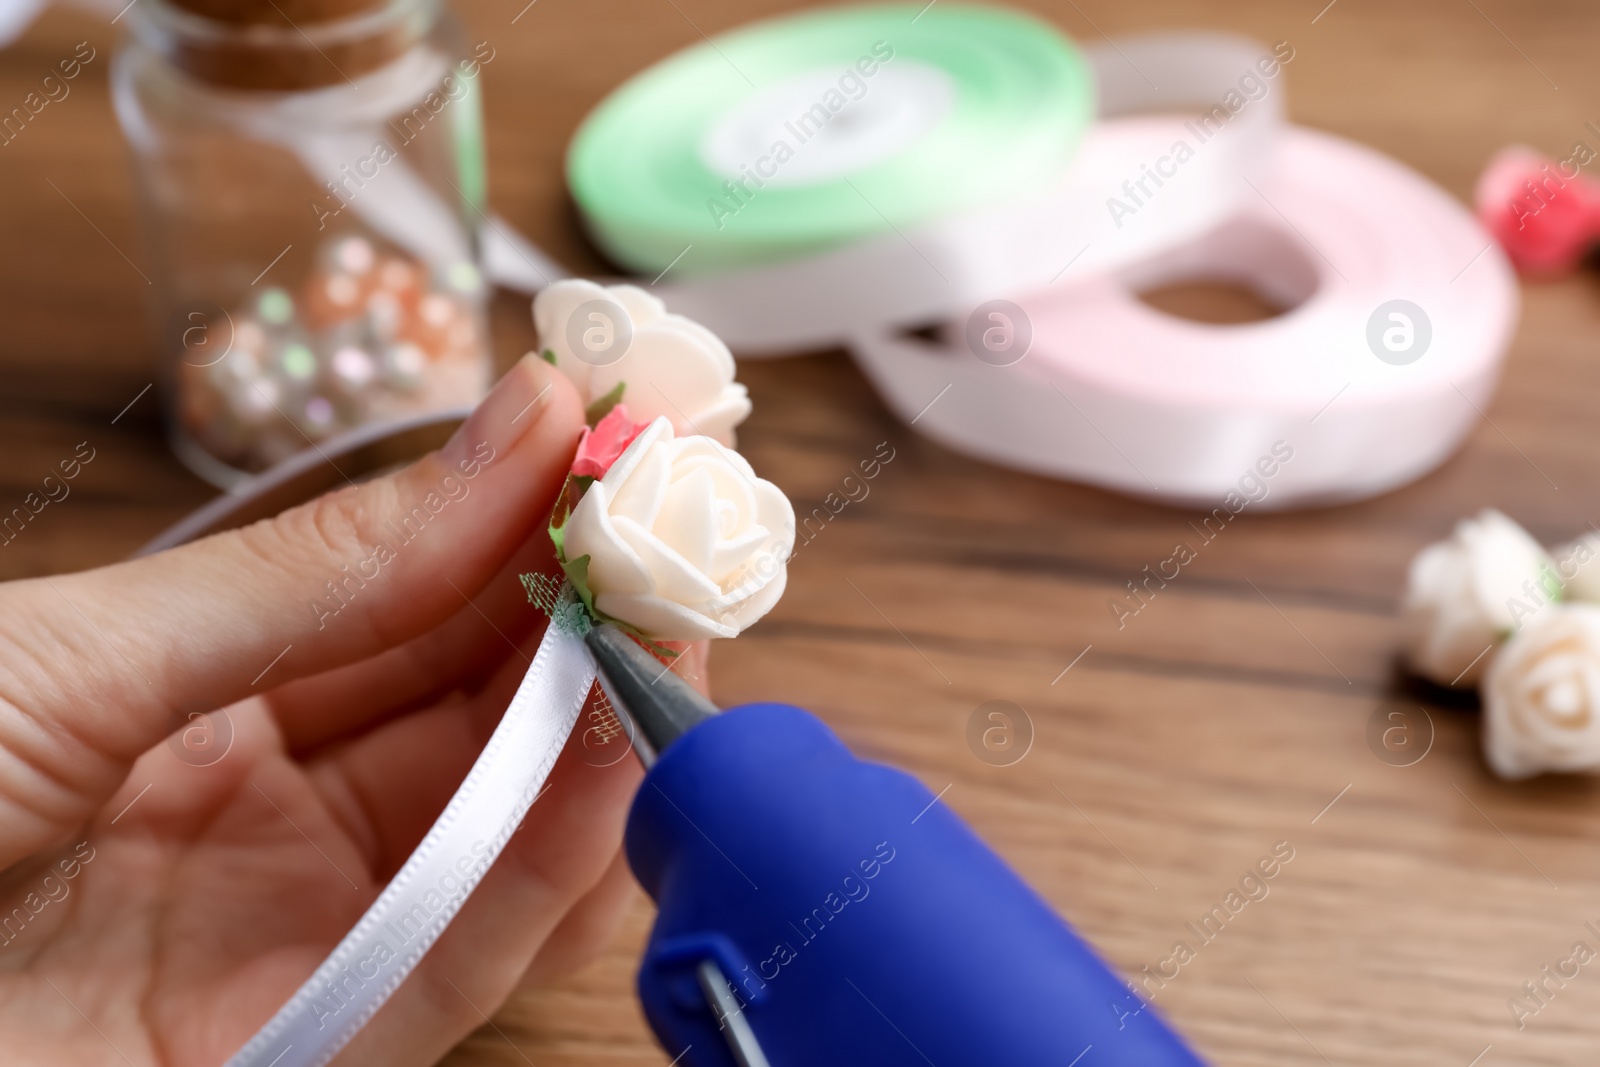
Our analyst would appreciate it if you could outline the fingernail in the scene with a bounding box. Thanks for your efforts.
[444,353,554,467]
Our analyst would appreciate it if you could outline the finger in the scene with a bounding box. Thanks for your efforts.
[267,536,562,755]
[328,718,643,1067]
[0,357,583,860]
[514,848,640,991]
[305,620,596,878]
[275,578,709,756]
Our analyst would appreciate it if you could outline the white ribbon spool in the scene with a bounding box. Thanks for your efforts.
[850,126,1518,507]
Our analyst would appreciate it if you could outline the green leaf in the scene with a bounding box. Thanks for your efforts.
[560,553,599,617]
[541,348,558,366]
[584,381,627,426]
[636,633,683,659]
[1543,562,1565,602]
[548,472,582,549]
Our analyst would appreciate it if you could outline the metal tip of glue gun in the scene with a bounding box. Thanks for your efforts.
[583,624,720,767]
[697,959,774,1067]
[583,630,770,1062]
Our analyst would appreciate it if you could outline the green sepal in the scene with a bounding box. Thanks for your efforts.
[541,348,558,366]
[1540,561,1565,602]
[559,551,599,618]
[584,381,627,426]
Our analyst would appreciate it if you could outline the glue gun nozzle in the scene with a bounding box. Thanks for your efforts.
[583,624,720,764]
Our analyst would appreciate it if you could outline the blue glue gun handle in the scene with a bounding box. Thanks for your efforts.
[624,703,1206,1067]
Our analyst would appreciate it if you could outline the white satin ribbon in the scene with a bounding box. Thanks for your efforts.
[225,626,595,1067]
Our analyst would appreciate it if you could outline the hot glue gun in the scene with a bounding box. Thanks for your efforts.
[586,624,1206,1067]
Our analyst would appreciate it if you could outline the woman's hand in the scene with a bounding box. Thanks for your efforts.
[0,355,698,1065]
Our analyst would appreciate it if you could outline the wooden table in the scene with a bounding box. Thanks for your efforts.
[4,0,1600,1063]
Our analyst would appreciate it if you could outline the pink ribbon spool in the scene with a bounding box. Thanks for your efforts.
[851,126,1518,509]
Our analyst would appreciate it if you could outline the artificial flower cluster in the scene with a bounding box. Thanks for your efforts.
[1401,509,1600,779]
[529,280,794,644]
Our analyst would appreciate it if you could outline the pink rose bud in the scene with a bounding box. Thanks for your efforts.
[1475,146,1600,277]
[571,404,651,478]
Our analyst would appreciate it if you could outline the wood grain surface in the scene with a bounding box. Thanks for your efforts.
[3,0,1600,1064]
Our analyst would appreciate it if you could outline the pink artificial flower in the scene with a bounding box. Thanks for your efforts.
[571,404,650,479]
[1475,146,1600,277]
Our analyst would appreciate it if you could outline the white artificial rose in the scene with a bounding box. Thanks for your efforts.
[1400,509,1556,687]
[563,417,794,641]
[1483,603,1600,779]
[533,279,752,446]
[1553,533,1600,602]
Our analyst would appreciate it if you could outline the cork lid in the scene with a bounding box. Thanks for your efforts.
[139,0,435,91]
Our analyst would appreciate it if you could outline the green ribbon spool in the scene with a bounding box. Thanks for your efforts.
[567,3,1094,278]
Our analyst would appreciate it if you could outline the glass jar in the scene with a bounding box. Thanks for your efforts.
[113,0,493,486]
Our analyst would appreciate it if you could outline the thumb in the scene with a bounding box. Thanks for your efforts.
[0,355,582,840]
